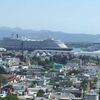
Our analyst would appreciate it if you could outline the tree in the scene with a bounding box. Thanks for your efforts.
[37,90,45,97]
[90,78,97,89]
[67,69,80,75]
[30,81,37,87]
[81,79,88,91]
[59,80,72,87]
[0,75,7,86]
[0,67,6,74]
[54,84,59,90]
[0,95,19,100]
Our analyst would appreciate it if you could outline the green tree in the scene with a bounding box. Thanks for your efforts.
[0,75,7,86]
[68,69,80,75]
[37,90,45,97]
[81,79,88,91]
[0,67,6,74]
[0,95,19,100]
[59,80,72,87]
[90,78,97,89]
[53,83,59,90]
[30,81,37,87]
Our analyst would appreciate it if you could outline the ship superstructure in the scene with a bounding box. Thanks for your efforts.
[0,34,72,51]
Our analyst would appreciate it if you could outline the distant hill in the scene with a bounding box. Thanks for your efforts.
[0,27,100,43]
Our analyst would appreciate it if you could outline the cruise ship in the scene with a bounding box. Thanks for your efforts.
[0,35,72,51]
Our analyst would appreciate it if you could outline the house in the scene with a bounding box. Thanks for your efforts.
[28,86,46,97]
[12,83,26,95]
[6,57,20,66]
[96,80,100,89]
[84,93,99,100]
[0,91,7,98]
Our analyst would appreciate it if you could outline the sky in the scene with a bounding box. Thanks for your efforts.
[0,0,100,34]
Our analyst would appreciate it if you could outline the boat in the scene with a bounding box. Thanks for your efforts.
[0,35,72,51]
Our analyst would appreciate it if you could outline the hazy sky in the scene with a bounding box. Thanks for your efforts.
[0,0,100,34]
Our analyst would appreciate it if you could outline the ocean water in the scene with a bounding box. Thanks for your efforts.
[72,48,82,52]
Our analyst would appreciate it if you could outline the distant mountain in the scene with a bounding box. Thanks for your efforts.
[0,26,100,43]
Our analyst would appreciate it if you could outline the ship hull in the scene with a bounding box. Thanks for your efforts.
[0,38,73,51]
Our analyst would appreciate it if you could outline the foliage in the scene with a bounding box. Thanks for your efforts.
[81,79,88,91]
[49,77,59,85]
[53,83,59,90]
[67,70,80,75]
[0,95,19,100]
[30,57,53,70]
[2,85,13,92]
[90,78,97,89]
[0,67,6,74]
[98,90,100,100]
[37,89,45,97]
[30,81,37,87]
[59,80,72,87]
[53,55,68,64]
[0,75,7,86]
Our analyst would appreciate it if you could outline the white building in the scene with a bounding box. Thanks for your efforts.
[84,93,99,100]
